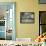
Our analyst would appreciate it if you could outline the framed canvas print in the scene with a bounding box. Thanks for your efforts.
[0,2,16,40]
[20,12,35,24]
[39,0,46,4]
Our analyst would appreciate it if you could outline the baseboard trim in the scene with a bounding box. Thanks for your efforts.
[16,38,32,42]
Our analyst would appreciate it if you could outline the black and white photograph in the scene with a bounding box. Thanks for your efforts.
[20,12,35,23]
[39,0,46,4]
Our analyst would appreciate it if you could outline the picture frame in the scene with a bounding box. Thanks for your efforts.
[20,12,35,24]
[39,0,46,4]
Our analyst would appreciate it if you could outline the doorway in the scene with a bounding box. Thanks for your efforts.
[0,2,16,40]
[39,11,46,35]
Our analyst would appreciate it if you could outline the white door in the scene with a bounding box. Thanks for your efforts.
[0,2,16,40]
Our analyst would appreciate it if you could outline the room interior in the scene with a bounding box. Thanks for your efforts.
[0,0,46,45]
